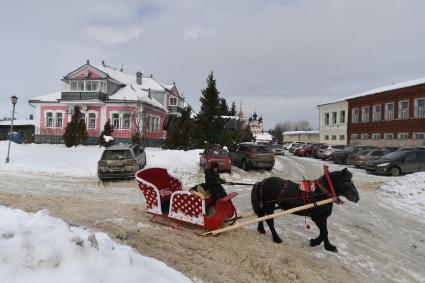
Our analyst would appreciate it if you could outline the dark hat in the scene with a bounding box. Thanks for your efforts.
[211,162,219,169]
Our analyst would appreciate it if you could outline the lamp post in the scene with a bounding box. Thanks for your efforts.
[5,95,18,163]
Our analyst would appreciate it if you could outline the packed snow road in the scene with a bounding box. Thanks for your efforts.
[0,144,424,282]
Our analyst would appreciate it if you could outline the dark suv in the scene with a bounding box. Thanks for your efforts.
[331,146,375,164]
[229,143,275,171]
[366,149,425,176]
[98,143,146,180]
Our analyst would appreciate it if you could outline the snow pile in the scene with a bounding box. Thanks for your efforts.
[0,142,103,176]
[379,172,425,220]
[0,142,202,179]
[0,206,191,283]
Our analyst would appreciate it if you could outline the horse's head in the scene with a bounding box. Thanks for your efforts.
[331,168,359,203]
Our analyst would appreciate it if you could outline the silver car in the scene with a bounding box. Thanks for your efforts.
[98,143,146,180]
[317,145,345,160]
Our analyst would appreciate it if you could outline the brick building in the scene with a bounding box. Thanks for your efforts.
[347,78,425,147]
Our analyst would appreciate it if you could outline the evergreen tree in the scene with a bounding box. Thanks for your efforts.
[63,106,88,147]
[219,97,230,115]
[165,106,194,149]
[230,102,237,116]
[99,119,114,147]
[195,72,225,146]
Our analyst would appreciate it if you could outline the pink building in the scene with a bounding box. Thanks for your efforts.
[29,61,185,146]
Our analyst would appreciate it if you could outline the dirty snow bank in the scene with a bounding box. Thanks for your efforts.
[379,172,425,220]
[0,205,191,283]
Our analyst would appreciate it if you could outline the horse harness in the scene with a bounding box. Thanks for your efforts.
[258,174,342,210]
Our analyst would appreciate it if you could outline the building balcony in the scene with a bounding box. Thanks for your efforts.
[61,92,107,101]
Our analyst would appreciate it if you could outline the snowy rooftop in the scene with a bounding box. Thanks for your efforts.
[319,76,425,106]
[0,119,35,126]
[254,132,273,141]
[30,64,179,110]
[283,131,319,135]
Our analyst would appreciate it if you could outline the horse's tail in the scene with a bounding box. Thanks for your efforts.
[251,182,262,216]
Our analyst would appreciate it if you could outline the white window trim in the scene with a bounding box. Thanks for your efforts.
[331,112,337,125]
[397,132,409,140]
[87,111,97,129]
[384,133,394,140]
[352,108,359,123]
[147,114,160,133]
[339,110,346,124]
[45,109,66,129]
[398,100,409,120]
[372,104,381,122]
[414,97,425,118]
[122,113,131,130]
[110,111,121,130]
[371,133,381,140]
[384,102,394,120]
[413,132,425,139]
[361,106,370,123]
[324,112,330,126]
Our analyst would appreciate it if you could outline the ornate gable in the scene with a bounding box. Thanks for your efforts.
[64,63,108,80]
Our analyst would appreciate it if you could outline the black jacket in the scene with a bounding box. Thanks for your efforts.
[205,168,227,200]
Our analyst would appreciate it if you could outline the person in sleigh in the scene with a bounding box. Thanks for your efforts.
[204,162,228,202]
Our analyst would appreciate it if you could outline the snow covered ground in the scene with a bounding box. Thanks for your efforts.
[379,172,425,221]
[0,206,191,283]
[0,142,201,179]
[1,141,425,282]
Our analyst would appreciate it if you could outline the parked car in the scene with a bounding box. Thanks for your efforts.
[317,145,346,160]
[365,149,425,176]
[270,144,285,155]
[289,143,304,153]
[294,143,323,157]
[286,142,304,151]
[348,148,398,168]
[331,146,375,164]
[229,143,275,171]
[311,143,328,158]
[97,143,146,180]
[199,148,232,172]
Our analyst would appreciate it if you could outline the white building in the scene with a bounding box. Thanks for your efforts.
[282,131,319,143]
[317,100,348,145]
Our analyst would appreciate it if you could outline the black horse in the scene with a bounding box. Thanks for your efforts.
[251,168,359,252]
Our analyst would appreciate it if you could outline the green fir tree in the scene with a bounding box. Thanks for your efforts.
[63,106,88,147]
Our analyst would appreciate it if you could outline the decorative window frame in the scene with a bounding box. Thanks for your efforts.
[324,113,329,126]
[361,106,370,123]
[384,102,394,120]
[397,132,409,140]
[384,133,394,140]
[413,132,425,140]
[352,108,359,123]
[372,104,381,122]
[147,114,160,133]
[371,133,381,140]
[45,109,66,129]
[398,100,409,120]
[339,110,345,124]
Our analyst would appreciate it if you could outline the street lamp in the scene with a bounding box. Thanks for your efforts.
[5,95,18,163]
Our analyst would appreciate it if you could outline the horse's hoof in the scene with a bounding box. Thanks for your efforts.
[325,244,338,253]
[310,238,322,247]
[273,237,283,243]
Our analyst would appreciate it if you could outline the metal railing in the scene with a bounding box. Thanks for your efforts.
[61,92,107,101]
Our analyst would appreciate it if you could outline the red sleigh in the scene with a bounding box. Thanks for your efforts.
[135,168,238,231]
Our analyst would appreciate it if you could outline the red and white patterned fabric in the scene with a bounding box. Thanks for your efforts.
[299,180,316,192]
[169,191,205,226]
[138,183,162,214]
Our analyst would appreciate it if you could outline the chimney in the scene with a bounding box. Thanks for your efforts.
[102,60,105,67]
[148,88,152,98]
[136,71,143,85]
[29,114,34,120]
[86,59,90,65]
[150,74,153,78]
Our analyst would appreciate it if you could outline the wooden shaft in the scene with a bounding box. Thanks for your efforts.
[203,198,334,236]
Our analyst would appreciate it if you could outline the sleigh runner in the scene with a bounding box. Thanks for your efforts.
[136,168,238,231]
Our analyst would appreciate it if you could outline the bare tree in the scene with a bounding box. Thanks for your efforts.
[123,99,149,146]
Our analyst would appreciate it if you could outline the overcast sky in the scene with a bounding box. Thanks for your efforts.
[1,0,425,129]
